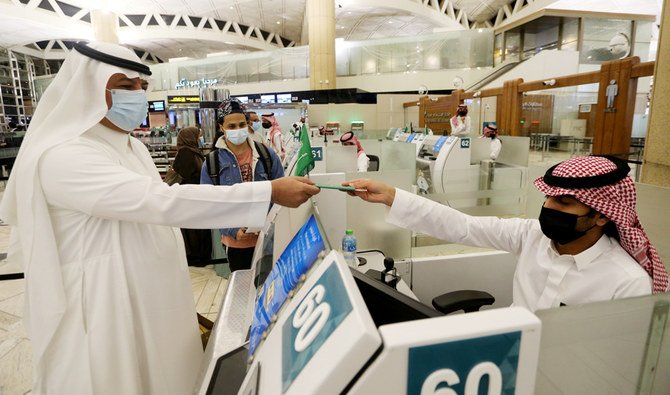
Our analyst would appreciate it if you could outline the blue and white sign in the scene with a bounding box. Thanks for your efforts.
[407,331,521,395]
[281,264,353,392]
[406,133,417,143]
[249,215,325,356]
[433,136,448,154]
[460,137,471,149]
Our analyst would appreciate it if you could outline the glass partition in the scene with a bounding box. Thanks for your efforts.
[336,30,493,77]
[581,18,634,64]
[345,169,414,260]
[380,140,416,173]
[535,293,670,394]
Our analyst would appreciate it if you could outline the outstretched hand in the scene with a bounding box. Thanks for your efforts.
[271,176,320,208]
[342,179,396,207]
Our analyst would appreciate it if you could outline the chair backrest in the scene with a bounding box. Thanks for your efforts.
[368,154,380,171]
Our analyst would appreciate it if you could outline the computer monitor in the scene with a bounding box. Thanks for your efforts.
[206,343,250,395]
[349,268,441,327]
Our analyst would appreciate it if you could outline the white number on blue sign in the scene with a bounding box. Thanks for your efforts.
[420,362,502,395]
[292,284,331,352]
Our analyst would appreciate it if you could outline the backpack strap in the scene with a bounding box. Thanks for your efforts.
[205,149,220,185]
[254,141,273,176]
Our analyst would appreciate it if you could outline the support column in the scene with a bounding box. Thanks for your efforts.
[307,0,336,90]
[592,57,639,156]
[91,9,119,44]
[500,78,523,135]
[641,0,670,186]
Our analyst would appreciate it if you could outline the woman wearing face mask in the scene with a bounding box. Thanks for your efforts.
[262,112,286,162]
[171,126,212,264]
[450,104,471,137]
[342,155,667,312]
[201,99,285,272]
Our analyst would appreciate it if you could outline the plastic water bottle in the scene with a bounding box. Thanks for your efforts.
[342,229,357,267]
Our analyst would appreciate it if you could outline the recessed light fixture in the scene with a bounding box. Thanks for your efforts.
[276,21,281,24]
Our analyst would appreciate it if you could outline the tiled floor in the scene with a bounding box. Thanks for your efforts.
[0,147,571,394]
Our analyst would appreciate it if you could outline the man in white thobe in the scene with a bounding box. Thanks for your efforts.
[0,42,319,394]
[343,155,669,312]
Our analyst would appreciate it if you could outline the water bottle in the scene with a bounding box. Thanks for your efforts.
[342,229,357,267]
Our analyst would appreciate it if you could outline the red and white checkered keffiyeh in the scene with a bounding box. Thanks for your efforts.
[534,155,669,293]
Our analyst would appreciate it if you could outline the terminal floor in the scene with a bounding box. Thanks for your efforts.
[0,148,572,394]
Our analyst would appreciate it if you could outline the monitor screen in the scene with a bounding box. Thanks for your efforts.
[276,93,291,103]
[248,214,326,356]
[235,96,249,103]
[206,343,250,395]
[148,100,165,112]
[349,268,441,327]
[261,94,276,104]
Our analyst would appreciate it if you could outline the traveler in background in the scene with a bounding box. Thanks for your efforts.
[262,112,286,162]
[450,104,471,137]
[340,131,370,172]
[202,98,285,272]
[172,126,212,264]
[482,124,502,161]
[247,110,265,144]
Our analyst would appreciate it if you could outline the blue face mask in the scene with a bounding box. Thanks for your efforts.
[105,89,148,131]
[225,128,249,145]
[251,121,262,132]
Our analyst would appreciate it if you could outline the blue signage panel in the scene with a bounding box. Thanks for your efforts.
[281,263,353,392]
[433,136,448,154]
[460,137,471,149]
[249,215,325,356]
[311,147,323,161]
[406,133,417,142]
[407,331,521,395]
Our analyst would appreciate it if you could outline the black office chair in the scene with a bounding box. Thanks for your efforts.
[432,290,495,314]
[368,154,380,171]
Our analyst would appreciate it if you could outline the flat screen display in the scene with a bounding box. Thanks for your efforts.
[148,100,165,112]
[260,94,276,104]
[235,96,249,103]
[248,214,326,356]
[276,93,291,103]
[206,344,250,395]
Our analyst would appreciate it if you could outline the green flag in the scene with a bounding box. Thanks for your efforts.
[294,124,315,176]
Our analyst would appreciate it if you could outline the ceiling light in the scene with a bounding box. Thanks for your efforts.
[276,21,281,24]
[388,20,393,24]
[229,6,233,9]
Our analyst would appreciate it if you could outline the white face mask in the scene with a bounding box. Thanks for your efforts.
[105,89,148,131]
[225,128,249,145]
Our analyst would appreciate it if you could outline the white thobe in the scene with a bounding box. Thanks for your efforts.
[490,138,502,160]
[356,152,370,172]
[450,116,471,137]
[387,189,651,312]
[34,123,271,394]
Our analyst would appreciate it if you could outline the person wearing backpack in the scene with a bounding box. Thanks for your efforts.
[201,98,284,272]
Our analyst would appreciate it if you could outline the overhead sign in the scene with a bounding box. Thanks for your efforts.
[174,78,218,89]
[167,95,200,104]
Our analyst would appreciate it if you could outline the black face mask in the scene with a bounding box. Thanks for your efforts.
[538,206,596,245]
[262,122,272,129]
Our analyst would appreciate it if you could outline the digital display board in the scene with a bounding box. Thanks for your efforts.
[276,93,291,103]
[148,100,165,112]
[261,94,276,104]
